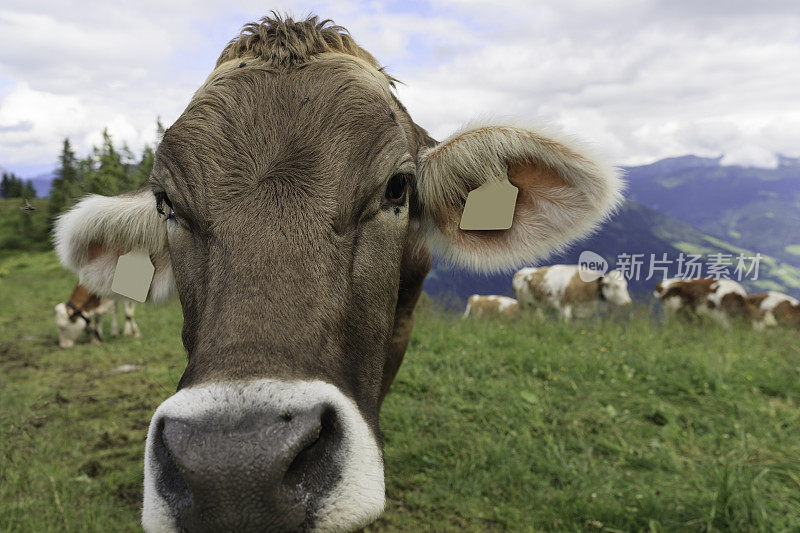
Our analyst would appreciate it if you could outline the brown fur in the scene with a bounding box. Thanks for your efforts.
[66,284,103,321]
[525,268,550,303]
[719,292,759,320]
[152,16,436,435]
[466,296,520,319]
[772,301,800,328]
[746,292,800,328]
[379,238,432,405]
[657,279,765,324]
[658,278,716,311]
[216,14,397,86]
[746,293,769,308]
[561,271,600,306]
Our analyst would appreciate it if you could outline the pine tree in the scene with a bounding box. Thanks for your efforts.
[48,138,82,218]
[120,142,138,190]
[22,180,36,199]
[1,172,24,198]
[130,117,166,189]
[156,116,166,144]
[133,145,155,189]
[82,129,126,196]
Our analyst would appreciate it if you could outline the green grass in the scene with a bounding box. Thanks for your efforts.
[2,251,800,532]
[785,245,800,258]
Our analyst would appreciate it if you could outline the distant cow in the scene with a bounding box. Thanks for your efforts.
[747,291,800,328]
[513,265,632,320]
[653,278,764,328]
[55,283,139,348]
[464,295,520,319]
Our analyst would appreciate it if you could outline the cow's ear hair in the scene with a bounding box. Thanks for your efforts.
[416,122,623,272]
[53,188,175,302]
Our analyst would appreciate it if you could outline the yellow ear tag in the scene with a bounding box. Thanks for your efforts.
[111,250,155,303]
[459,180,519,230]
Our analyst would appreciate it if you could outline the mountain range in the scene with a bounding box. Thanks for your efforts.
[625,155,800,268]
[29,172,56,198]
[424,155,800,304]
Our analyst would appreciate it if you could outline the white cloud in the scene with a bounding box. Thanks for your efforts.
[1,0,799,174]
[0,84,86,159]
[396,1,800,167]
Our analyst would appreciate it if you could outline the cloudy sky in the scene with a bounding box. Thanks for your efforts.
[1,0,799,177]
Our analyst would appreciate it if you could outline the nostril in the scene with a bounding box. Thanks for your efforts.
[283,404,340,493]
[152,419,192,515]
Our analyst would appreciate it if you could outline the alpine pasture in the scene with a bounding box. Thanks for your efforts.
[1,199,799,531]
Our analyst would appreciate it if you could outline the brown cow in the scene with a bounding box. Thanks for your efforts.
[54,283,140,348]
[653,278,763,328]
[53,15,622,532]
[463,295,520,319]
[747,291,800,328]
[513,265,631,320]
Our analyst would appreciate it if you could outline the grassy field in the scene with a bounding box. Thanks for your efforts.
[1,249,799,532]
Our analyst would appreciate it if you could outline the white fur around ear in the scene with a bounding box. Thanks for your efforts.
[417,122,624,272]
[53,189,175,302]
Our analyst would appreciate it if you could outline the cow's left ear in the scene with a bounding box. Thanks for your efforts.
[416,123,623,272]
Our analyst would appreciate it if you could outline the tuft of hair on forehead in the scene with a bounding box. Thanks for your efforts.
[216,13,397,85]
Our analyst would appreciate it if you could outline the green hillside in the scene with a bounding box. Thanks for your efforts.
[626,155,800,270]
[2,251,799,531]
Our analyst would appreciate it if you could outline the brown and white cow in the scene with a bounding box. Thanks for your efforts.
[54,283,139,348]
[463,295,520,319]
[653,278,764,328]
[513,265,631,320]
[747,291,800,328]
[53,15,622,532]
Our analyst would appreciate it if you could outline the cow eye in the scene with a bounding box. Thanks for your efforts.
[384,173,409,205]
[155,192,175,220]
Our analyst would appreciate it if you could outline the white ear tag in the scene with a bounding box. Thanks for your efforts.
[459,180,519,230]
[112,250,155,303]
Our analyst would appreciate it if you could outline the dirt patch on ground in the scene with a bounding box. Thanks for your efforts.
[79,459,103,478]
[114,481,143,506]
[0,341,44,370]
[94,431,129,450]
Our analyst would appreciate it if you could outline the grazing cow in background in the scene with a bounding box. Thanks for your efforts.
[53,15,622,532]
[653,278,764,328]
[513,265,631,321]
[464,295,520,319]
[54,283,140,348]
[747,291,800,328]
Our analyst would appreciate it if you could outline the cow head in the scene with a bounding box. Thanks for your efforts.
[54,302,89,348]
[53,16,622,532]
[54,284,111,348]
[600,269,632,306]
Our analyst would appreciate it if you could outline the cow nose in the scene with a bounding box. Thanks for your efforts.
[155,403,341,532]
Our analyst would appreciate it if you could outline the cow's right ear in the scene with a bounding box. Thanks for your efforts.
[53,189,175,302]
